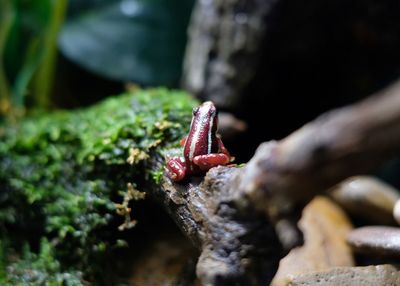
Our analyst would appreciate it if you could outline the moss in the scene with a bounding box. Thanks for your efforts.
[0,238,84,286]
[0,88,197,285]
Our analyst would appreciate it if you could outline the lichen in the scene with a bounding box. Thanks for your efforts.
[115,182,146,231]
[127,148,150,165]
[0,88,197,285]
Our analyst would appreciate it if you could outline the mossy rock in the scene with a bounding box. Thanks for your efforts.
[0,88,197,285]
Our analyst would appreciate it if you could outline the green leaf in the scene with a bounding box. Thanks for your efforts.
[2,0,67,112]
[12,37,43,108]
[59,0,194,86]
[0,0,15,112]
[33,0,68,108]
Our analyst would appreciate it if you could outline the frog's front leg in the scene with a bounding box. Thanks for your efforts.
[193,153,230,171]
[166,157,187,181]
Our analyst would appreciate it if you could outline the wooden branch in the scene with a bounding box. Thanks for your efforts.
[234,80,400,223]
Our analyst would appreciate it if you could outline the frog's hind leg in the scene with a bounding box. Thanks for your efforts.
[193,153,230,171]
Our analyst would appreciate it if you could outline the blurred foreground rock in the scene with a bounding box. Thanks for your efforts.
[271,196,354,286]
[288,265,400,286]
[347,226,400,258]
[329,176,399,225]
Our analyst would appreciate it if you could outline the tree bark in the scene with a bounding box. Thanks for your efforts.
[183,0,277,110]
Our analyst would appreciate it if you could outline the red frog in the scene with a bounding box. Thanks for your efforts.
[166,101,232,182]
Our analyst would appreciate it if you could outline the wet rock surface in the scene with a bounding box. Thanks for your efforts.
[347,226,400,257]
[288,265,400,286]
[271,196,354,286]
[329,176,399,225]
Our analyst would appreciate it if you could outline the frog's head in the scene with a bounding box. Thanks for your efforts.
[192,101,218,133]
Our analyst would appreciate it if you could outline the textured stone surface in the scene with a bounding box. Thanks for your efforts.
[330,176,399,224]
[347,226,400,257]
[271,196,354,286]
[288,265,400,286]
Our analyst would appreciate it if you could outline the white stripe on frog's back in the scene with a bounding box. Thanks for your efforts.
[207,111,214,154]
[188,105,214,161]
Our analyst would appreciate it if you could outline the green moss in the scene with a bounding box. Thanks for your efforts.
[0,238,84,286]
[0,88,197,285]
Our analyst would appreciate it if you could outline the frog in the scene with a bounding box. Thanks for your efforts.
[166,101,232,182]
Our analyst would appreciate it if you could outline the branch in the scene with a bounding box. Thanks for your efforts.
[234,79,400,222]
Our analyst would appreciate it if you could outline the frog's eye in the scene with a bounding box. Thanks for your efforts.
[192,107,199,115]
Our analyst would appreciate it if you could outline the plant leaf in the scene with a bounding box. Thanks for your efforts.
[59,0,194,86]
[0,0,15,112]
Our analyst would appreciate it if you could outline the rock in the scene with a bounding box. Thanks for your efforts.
[347,226,400,257]
[275,218,304,251]
[329,176,399,225]
[271,196,354,286]
[288,265,400,286]
[393,199,400,225]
